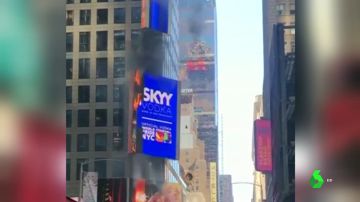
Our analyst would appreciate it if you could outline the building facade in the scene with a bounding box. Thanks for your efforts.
[178,0,218,201]
[263,24,295,202]
[262,0,295,201]
[262,0,295,119]
[179,95,209,201]
[219,175,234,202]
[65,0,182,197]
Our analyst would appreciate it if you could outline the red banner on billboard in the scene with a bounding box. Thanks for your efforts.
[255,119,272,172]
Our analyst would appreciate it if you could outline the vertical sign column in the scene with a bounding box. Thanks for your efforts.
[210,162,217,202]
[255,119,273,172]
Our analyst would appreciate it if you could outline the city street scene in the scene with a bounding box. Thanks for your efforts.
[0,0,296,201]
[65,0,295,201]
[5,0,360,201]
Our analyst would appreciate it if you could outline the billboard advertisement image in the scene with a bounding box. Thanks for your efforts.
[254,119,273,172]
[137,73,179,159]
[141,0,169,33]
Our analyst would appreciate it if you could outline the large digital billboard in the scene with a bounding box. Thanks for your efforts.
[141,0,169,33]
[137,73,179,159]
[254,119,273,172]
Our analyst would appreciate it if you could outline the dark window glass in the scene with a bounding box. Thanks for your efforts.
[66,159,70,181]
[290,4,295,15]
[131,29,140,40]
[131,7,141,23]
[96,85,107,102]
[98,0,108,2]
[67,0,74,4]
[95,109,107,127]
[66,33,73,52]
[95,133,107,151]
[66,110,72,128]
[66,86,72,103]
[76,159,88,180]
[96,58,107,78]
[112,160,125,177]
[114,31,125,50]
[66,10,74,26]
[66,59,73,79]
[78,86,90,103]
[114,8,125,24]
[80,10,91,25]
[66,134,71,152]
[95,160,106,178]
[80,0,91,3]
[113,85,122,102]
[78,110,89,127]
[79,32,90,52]
[113,108,123,126]
[79,58,90,79]
[77,134,89,152]
[112,132,123,151]
[97,9,108,24]
[131,29,140,48]
[114,57,125,78]
[97,31,108,51]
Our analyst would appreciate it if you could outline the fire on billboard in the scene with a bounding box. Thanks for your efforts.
[128,70,180,160]
[137,73,179,159]
[254,119,273,172]
[128,69,144,154]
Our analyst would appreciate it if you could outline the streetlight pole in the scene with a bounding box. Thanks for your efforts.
[232,182,264,202]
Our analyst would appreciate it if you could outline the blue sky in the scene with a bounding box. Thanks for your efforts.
[217,0,264,201]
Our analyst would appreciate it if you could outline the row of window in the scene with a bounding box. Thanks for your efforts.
[276,3,296,16]
[66,132,123,152]
[66,108,123,127]
[66,85,123,103]
[66,7,140,26]
[66,58,125,79]
[66,158,125,181]
[66,31,126,52]
[67,0,139,4]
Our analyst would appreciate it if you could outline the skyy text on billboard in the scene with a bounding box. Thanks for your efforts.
[137,73,179,159]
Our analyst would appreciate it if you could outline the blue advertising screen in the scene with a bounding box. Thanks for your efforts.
[137,73,178,159]
[149,0,169,33]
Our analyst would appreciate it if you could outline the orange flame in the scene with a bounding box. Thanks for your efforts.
[134,69,142,86]
[133,93,142,110]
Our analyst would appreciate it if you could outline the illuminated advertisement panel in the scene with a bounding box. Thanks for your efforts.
[141,0,169,33]
[210,162,217,202]
[254,119,273,172]
[137,73,179,159]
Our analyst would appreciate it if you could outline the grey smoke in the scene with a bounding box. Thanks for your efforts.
[129,29,165,75]
[188,1,205,40]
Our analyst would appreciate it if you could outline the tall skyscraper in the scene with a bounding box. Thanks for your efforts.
[65,0,182,197]
[219,175,234,202]
[178,0,218,201]
[179,96,209,201]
